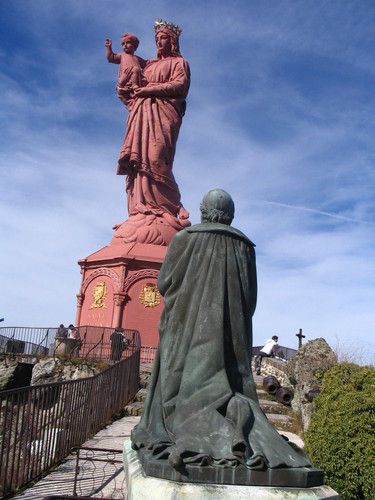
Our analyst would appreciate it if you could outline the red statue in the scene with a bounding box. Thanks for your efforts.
[106,20,191,245]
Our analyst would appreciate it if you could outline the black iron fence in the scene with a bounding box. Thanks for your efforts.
[252,345,297,361]
[0,327,297,365]
[0,327,57,357]
[0,343,140,498]
[71,446,124,498]
[52,326,140,364]
[139,345,297,364]
[0,326,140,364]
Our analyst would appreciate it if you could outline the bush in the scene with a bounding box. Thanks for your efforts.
[304,363,375,499]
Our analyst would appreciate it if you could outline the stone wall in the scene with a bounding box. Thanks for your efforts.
[256,357,290,385]
[0,356,110,392]
[31,357,108,386]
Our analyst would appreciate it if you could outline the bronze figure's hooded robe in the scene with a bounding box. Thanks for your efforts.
[132,190,310,471]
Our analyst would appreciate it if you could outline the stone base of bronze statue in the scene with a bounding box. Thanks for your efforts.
[123,441,339,499]
[137,449,324,488]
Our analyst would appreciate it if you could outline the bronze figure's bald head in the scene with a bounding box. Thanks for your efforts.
[200,189,235,225]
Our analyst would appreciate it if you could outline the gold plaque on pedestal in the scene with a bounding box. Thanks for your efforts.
[90,281,107,309]
[139,283,160,308]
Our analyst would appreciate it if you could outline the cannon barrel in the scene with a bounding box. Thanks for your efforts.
[275,386,294,406]
[262,375,280,395]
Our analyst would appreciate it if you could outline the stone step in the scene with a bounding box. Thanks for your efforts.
[125,401,144,416]
[262,405,290,415]
[252,374,263,385]
[258,398,292,415]
[135,388,148,402]
[266,412,296,433]
[258,398,279,407]
[140,363,153,374]
[266,413,291,423]
[279,431,304,449]
[140,372,152,389]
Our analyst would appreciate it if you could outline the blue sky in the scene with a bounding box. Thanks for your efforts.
[1,0,374,362]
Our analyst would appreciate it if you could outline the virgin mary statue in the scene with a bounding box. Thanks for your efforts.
[112,20,191,246]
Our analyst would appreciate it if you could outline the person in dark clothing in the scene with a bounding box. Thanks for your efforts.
[56,324,68,338]
[110,328,125,361]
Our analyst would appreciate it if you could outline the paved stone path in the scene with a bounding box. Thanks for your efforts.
[14,417,140,499]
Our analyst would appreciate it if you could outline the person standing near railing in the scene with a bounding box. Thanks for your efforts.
[68,324,81,357]
[110,328,126,361]
[255,335,279,375]
[56,324,68,338]
[68,324,77,339]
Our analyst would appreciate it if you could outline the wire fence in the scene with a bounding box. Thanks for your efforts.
[0,336,140,499]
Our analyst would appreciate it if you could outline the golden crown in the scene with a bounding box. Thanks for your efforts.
[154,19,182,37]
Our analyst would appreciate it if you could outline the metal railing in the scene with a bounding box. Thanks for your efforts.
[0,342,140,498]
[0,326,140,364]
[0,326,156,365]
[72,446,124,498]
[0,327,57,357]
[252,345,297,361]
[139,345,297,364]
[0,328,297,365]
[53,326,140,363]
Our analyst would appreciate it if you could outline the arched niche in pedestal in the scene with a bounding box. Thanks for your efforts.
[122,269,163,347]
[79,268,120,331]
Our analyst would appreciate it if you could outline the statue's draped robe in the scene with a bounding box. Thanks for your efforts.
[118,56,190,221]
[132,223,310,469]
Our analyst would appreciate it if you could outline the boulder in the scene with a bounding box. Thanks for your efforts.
[0,359,19,390]
[256,357,289,384]
[285,338,337,431]
[0,359,34,390]
[31,357,103,386]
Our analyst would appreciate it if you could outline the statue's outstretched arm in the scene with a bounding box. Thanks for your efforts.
[105,38,121,64]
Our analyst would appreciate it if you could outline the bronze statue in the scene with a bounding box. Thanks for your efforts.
[131,190,322,487]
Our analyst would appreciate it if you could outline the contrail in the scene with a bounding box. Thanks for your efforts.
[259,200,363,223]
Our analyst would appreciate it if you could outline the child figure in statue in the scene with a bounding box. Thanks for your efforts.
[105,33,146,108]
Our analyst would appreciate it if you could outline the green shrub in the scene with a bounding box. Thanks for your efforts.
[304,362,375,499]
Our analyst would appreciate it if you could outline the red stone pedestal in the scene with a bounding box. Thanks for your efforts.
[75,242,167,348]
